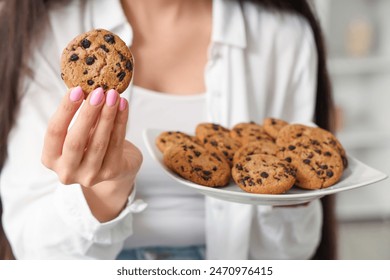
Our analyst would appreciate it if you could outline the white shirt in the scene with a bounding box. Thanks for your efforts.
[0,0,322,259]
[124,86,207,248]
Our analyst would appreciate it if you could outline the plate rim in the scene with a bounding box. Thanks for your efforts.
[143,128,389,203]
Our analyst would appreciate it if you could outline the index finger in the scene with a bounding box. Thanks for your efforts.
[42,86,84,162]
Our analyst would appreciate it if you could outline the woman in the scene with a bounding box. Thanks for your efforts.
[0,0,336,259]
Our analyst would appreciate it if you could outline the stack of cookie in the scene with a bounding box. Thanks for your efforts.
[156,118,347,194]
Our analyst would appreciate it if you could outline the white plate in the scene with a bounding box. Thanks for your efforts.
[143,129,388,206]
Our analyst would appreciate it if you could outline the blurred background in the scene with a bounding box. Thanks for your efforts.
[313,0,390,259]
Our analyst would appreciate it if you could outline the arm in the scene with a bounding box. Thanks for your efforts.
[1,81,144,259]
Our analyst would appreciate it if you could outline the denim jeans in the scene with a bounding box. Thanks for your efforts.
[116,245,206,260]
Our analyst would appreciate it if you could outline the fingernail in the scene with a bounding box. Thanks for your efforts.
[106,89,118,107]
[119,97,127,111]
[89,87,104,106]
[69,86,83,102]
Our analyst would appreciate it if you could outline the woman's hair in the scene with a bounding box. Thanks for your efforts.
[0,0,336,259]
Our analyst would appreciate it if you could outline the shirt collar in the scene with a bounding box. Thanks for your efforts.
[212,0,247,48]
[90,0,246,49]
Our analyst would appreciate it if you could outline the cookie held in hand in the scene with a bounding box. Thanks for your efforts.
[61,29,134,97]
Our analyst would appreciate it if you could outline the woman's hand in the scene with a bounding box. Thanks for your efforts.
[42,86,143,222]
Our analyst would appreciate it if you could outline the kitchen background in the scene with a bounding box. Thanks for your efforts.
[313,0,390,259]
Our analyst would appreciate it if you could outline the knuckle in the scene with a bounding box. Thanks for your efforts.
[62,101,75,113]
[41,154,53,168]
[101,167,119,181]
[100,110,116,123]
[91,140,107,153]
[66,139,83,152]
[81,173,98,187]
[58,170,74,185]
[47,122,63,138]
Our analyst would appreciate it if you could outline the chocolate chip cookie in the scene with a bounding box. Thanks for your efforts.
[263,118,289,139]
[61,29,134,97]
[230,122,273,145]
[277,141,343,189]
[232,154,296,194]
[164,143,231,187]
[156,131,200,153]
[276,124,348,168]
[233,141,280,164]
[202,134,242,167]
[195,123,230,142]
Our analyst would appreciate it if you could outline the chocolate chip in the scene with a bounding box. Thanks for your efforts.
[119,52,125,62]
[117,71,126,81]
[296,133,302,137]
[211,153,222,162]
[303,159,311,164]
[194,151,201,157]
[288,145,296,151]
[126,60,133,71]
[87,80,94,85]
[104,34,115,44]
[271,119,276,125]
[326,170,334,178]
[194,167,202,171]
[285,157,292,163]
[201,176,210,181]
[212,124,220,131]
[235,164,243,171]
[320,165,328,170]
[83,70,88,75]
[85,56,95,65]
[203,171,212,176]
[100,44,109,52]
[210,140,218,147]
[324,151,332,157]
[212,166,218,171]
[342,157,348,167]
[311,139,320,146]
[81,38,91,49]
[260,172,269,178]
[245,157,251,161]
[256,178,263,184]
[69,54,79,61]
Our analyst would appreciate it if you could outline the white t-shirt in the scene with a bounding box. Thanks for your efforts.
[124,86,208,248]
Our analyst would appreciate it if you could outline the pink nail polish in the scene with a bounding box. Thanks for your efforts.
[89,88,104,106]
[119,98,128,111]
[69,86,83,102]
[106,89,118,107]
